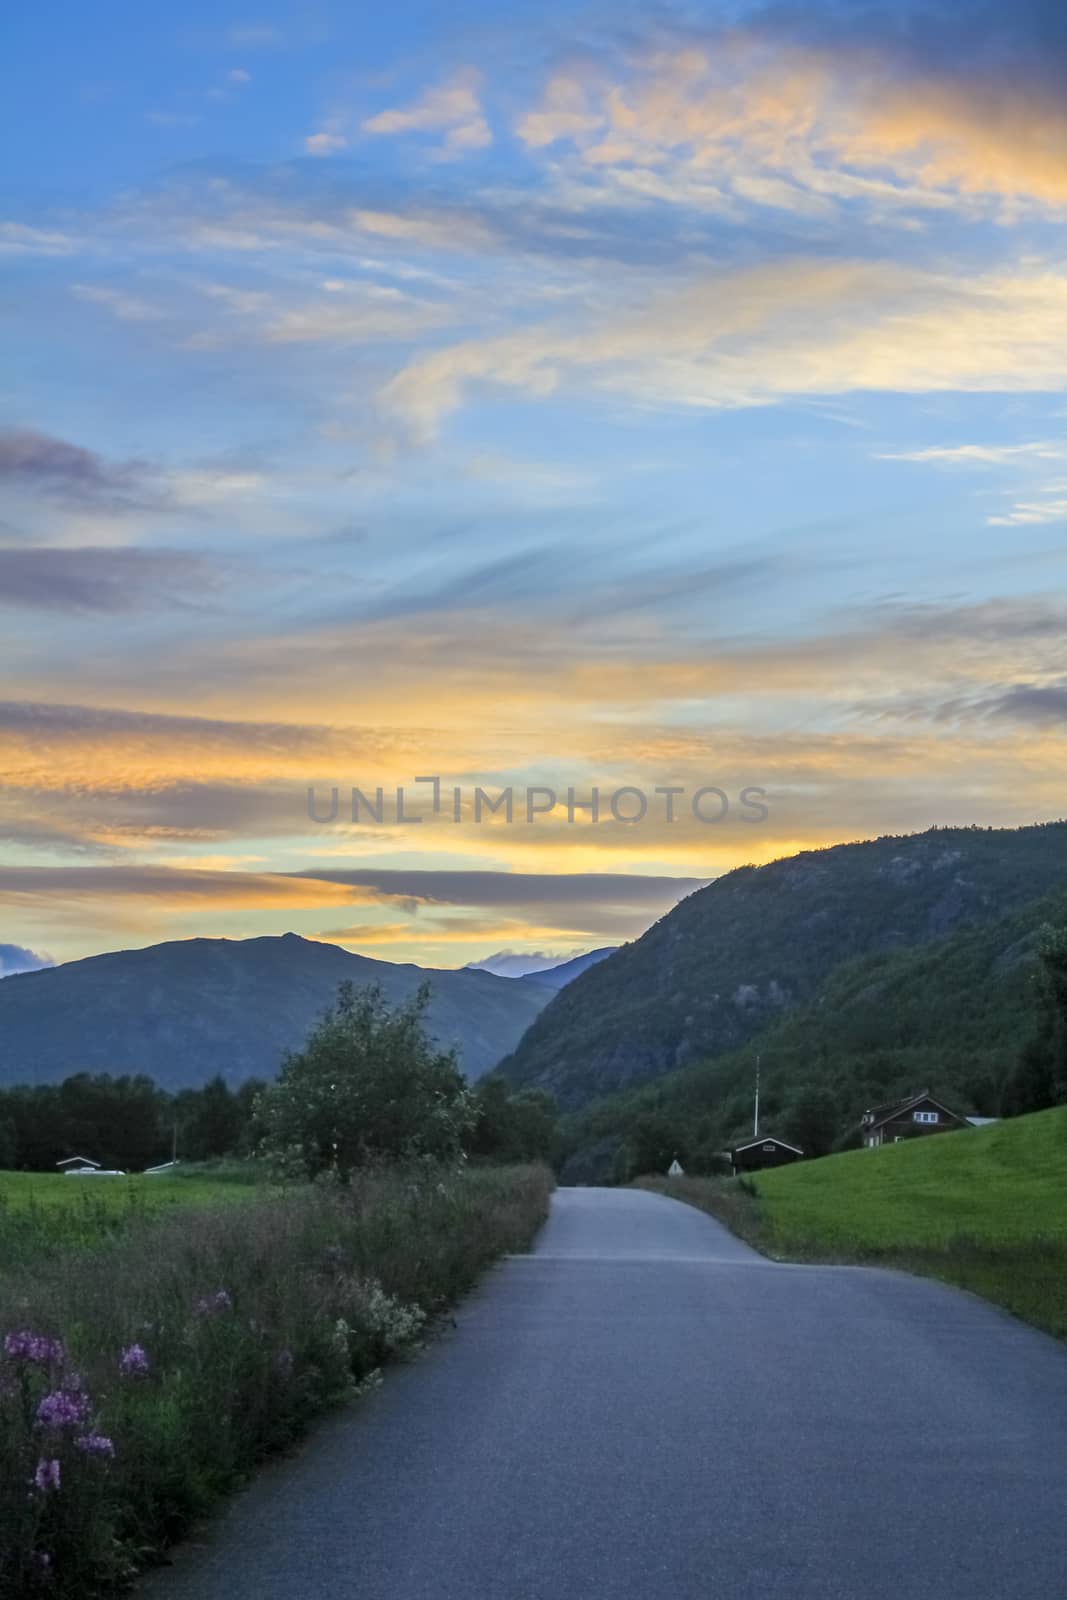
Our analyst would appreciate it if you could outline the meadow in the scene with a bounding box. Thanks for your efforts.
[0,1163,553,1597]
[0,1166,261,1269]
[640,1107,1067,1339]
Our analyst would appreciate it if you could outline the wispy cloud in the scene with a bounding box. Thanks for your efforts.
[383,258,1067,440]
[0,548,223,613]
[0,429,162,510]
[879,441,1067,467]
[362,69,491,158]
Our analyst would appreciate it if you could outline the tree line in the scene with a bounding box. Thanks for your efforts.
[0,981,558,1175]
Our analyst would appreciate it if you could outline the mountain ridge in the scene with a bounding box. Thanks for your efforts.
[0,932,554,1091]
[498,822,1067,1110]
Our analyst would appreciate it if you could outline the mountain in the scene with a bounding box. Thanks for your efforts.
[517,948,617,990]
[498,823,1067,1111]
[560,882,1067,1181]
[0,933,553,1091]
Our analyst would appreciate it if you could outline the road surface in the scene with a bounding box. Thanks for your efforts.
[145,1186,1067,1600]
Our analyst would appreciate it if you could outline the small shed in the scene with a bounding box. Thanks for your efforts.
[731,1136,803,1174]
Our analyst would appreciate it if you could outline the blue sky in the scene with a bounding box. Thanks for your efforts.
[2,0,1066,965]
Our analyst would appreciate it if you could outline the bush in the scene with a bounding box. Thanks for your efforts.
[0,1164,552,1596]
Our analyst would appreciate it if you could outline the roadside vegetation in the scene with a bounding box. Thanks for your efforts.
[0,982,554,1597]
[638,1107,1067,1340]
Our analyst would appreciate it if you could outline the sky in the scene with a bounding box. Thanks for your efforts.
[2,0,1067,968]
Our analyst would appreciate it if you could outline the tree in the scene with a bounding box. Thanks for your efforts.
[257,981,474,1179]
[625,1111,687,1179]
[175,1075,244,1160]
[468,1075,557,1164]
[1004,922,1067,1114]
[783,1086,839,1158]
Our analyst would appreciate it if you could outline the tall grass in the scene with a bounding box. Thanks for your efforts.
[0,1164,552,1597]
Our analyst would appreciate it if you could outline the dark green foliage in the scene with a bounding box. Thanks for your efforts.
[257,982,475,1178]
[622,1112,688,1180]
[0,1075,265,1172]
[558,883,1067,1181]
[783,1086,840,1158]
[500,822,1067,1111]
[468,1074,558,1164]
[1005,923,1067,1113]
[0,932,552,1091]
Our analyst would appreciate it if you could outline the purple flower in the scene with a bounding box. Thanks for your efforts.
[33,1458,61,1494]
[36,1389,91,1430]
[119,1342,150,1377]
[75,1432,115,1459]
[4,1331,65,1368]
[194,1289,233,1318]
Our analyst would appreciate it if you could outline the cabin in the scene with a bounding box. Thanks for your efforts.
[731,1136,803,1174]
[860,1090,970,1149]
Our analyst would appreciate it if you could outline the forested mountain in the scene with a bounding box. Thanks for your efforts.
[559,882,1067,1181]
[0,933,552,1090]
[499,823,1067,1111]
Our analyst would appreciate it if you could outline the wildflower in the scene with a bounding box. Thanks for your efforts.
[75,1433,115,1459]
[194,1289,233,1317]
[36,1389,91,1430]
[119,1342,150,1377]
[4,1331,65,1368]
[33,1459,61,1494]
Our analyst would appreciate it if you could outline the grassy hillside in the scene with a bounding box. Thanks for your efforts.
[557,883,1067,1180]
[500,822,1067,1110]
[644,1108,1067,1338]
[0,933,551,1090]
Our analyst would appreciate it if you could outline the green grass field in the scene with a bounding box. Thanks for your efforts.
[752,1107,1067,1250]
[642,1107,1067,1339]
[0,1164,263,1267]
[0,1166,259,1213]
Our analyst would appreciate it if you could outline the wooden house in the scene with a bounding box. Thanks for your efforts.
[731,1135,803,1174]
[860,1090,970,1149]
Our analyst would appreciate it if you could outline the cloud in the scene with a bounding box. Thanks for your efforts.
[73,284,167,322]
[880,441,1067,467]
[0,548,222,613]
[0,864,359,910]
[383,258,1067,439]
[987,491,1067,525]
[0,222,76,257]
[362,69,491,157]
[292,867,702,910]
[0,429,160,509]
[987,682,1067,725]
[0,943,53,978]
[516,21,1067,213]
[305,130,347,156]
[226,23,282,48]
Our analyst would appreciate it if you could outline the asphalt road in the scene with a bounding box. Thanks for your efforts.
[145,1187,1067,1600]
